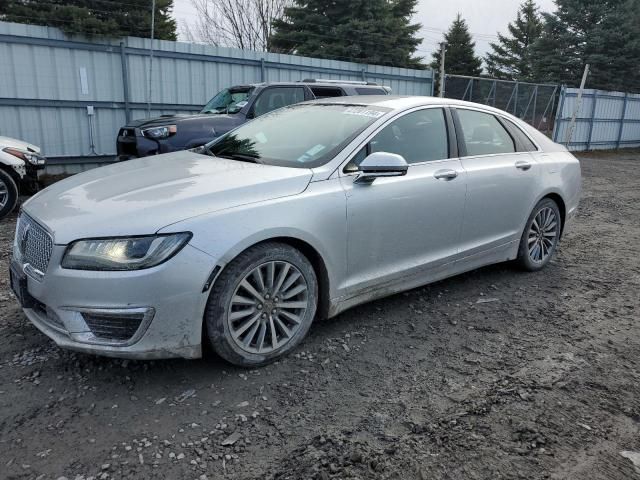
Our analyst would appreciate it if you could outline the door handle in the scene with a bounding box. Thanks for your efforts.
[434,169,458,180]
[515,160,532,171]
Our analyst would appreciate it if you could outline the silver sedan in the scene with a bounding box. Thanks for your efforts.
[11,96,581,366]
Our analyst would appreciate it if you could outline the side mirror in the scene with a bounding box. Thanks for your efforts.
[354,152,408,184]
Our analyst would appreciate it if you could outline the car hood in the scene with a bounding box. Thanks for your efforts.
[0,136,41,153]
[23,151,313,244]
[126,113,239,128]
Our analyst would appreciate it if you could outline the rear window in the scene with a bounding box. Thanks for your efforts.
[502,118,539,152]
[355,87,387,95]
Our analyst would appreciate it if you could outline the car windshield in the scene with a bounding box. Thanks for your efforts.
[201,87,254,114]
[204,103,390,168]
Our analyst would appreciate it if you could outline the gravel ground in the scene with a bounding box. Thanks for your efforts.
[1,151,639,480]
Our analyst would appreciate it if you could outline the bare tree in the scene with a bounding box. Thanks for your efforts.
[185,0,290,51]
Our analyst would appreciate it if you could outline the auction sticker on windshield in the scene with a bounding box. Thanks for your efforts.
[343,107,386,118]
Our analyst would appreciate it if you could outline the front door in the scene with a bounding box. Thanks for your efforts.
[340,107,467,295]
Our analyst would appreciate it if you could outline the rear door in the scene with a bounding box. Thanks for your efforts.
[453,107,540,257]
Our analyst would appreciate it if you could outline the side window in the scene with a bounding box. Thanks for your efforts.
[252,87,305,117]
[310,86,344,98]
[502,118,538,152]
[369,108,448,164]
[456,109,516,156]
[355,87,387,95]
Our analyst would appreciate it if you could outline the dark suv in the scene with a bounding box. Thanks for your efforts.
[116,80,390,160]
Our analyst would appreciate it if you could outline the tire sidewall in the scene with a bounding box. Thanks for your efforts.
[205,243,318,367]
[0,169,19,220]
[518,198,561,271]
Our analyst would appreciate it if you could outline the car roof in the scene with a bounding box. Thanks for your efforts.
[303,95,501,110]
[301,95,562,151]
[243,81,388,89]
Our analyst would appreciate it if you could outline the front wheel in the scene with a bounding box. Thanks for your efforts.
[0,169,18,220]
[204,242,318,367]
[517,198,561,271]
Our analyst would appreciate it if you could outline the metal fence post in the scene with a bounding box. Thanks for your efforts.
[547,87,558,135]
[513,82,519,115]
[532,85,538,125]
[361,68,366,82]
[462,78,471,101]
[493,80,497,107]
[260,58,266,82]
[552,86,566,143]
[616,93,629,149]
[586,92,598,150]
[484,81,495,104]
[120,41,131,123]
[522,86,536,120]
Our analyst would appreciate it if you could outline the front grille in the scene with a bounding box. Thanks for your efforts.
[16,214,54,275]
[82,312,145,341]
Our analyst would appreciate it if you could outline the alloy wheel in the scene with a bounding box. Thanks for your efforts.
[527,206,558,263]
[227,261,309,354]
[0,178,8,209]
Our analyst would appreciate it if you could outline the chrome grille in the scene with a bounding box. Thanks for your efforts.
[16,214,53,275]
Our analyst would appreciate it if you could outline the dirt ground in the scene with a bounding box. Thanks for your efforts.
[1,151,639,480]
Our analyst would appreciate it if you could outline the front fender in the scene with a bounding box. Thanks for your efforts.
[158,179,348,301]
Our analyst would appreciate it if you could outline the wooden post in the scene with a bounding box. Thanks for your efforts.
[564,64,590,147]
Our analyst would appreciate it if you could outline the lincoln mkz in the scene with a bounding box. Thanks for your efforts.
[10,96,581,366]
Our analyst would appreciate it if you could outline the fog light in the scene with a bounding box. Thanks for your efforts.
[66,307,155,346]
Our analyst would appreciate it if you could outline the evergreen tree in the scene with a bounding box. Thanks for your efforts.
[531,0,640,92]
[0,0,177,40]
[485,0,542,81]
[431,14,482,77]
[270,0,424,68]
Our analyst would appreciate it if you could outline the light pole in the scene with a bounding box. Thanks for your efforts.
[438,42,446,98]
[147,0,156,117]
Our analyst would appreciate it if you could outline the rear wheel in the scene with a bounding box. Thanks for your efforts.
[204,242,318,367]
[517,198,561,271]
[0,169,18,220]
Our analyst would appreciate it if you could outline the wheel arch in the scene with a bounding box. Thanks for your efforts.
[540,192,567,237]
[210,233,332,323]
[0,163,22,190]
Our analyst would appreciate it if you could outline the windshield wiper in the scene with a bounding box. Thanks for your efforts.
[216,153,263,164]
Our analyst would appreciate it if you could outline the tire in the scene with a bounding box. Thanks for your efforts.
[516,198,562,271]
[0,169,19,220]
[204,242,318,367]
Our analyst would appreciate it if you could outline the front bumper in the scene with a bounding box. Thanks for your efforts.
[12,243,216,360]
[116,128,178,160]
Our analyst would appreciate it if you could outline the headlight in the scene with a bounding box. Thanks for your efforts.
[62,233,191,271]
[3,147,46,165]
[141,125,177,139]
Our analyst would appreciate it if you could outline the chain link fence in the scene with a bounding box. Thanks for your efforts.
[443,75,559,134]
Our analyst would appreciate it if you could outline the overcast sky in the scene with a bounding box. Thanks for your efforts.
[171,0,557,60]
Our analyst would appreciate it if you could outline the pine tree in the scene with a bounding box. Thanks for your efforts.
[0,0,177,40]
[270,0,424,68]
[431,14,482,77]
[485,0,542,81]
[531,0,640,92]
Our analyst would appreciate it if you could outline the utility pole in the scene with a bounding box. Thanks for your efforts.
[147,0,156,117]
[564,63,590,146]
[438,42,446,98]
